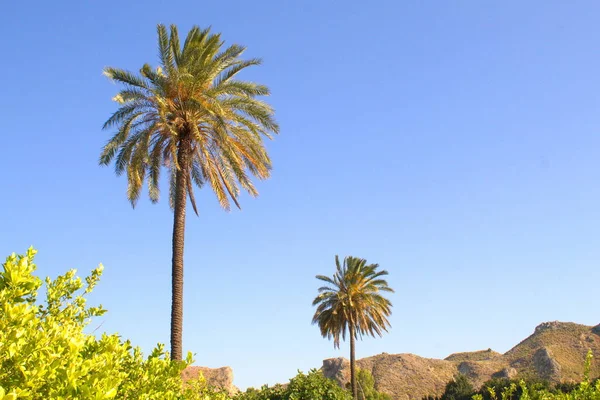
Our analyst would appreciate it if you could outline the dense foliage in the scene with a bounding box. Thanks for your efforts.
[0,248,226,400]
[441,374,475,400]
[477,378,551,400]
[235,369,352,400]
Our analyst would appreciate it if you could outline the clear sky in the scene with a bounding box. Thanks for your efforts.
[2,0,600,391]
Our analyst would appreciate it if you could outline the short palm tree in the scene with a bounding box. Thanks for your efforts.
[100,24,278,360]
[312,256,394,400]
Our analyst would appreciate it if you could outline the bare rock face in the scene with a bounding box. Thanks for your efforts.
[322,357,351,387]
[532,348,561,381]
[182,366,238,395]
[457,362,476,377]
[592,324,600,335]
[456,361,502,389]
[492,367,518,380]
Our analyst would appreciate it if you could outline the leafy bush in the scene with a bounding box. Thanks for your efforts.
[235,369,351,400]
[477,377,551,400]
[472,378,600,400]
[553,381,580,394]
[345,369,390,400]
[235,384,287,400]
[440,374,475,400]
[0,248,228,400]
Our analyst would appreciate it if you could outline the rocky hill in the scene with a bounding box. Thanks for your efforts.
[323,353,456,400]
[322,321,600,400]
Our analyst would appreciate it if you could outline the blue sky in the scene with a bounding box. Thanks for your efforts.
[2,0,600,390]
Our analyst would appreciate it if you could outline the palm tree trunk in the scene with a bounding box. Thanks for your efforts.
[349,321,358,400]
[170,140,190,361]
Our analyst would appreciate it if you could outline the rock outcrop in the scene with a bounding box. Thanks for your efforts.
[535,321,563,334]
[455,360,504,389]
[532,348,561,381]
[182,366,238,395]
[322,357,350,386]
[492,367,517,380]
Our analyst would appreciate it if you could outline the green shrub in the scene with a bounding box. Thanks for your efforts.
[440,374,475,400]
[478,377,553,400]
[235,369,351,400]
[0,248,228,400]
[235,384,287,400]
[345,369,390,400]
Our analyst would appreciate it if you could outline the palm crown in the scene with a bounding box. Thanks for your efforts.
[312,256,394,348]
[100,24,279,213]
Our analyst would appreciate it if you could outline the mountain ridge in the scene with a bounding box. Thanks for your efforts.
[321,321,600,400]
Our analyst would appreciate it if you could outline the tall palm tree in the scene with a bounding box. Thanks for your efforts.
[100,24,279,360]
[312,256,394,400]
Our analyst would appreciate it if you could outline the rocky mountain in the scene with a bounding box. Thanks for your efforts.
[322,321,600,400]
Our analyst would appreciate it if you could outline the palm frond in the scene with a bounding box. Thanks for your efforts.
[216,58,262,85]
[157,24,176,77]
[99,112,142,165]
[102,104,139,130]
[103,67,150,90]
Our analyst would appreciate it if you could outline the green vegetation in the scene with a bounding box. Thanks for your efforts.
[473,375,600,400]
[0,248,228,399]
[100,24,279,360]
[235,369,352,400]
[441,374,475,400]
[476,377,551,400]
[352,369,391,400]
[312,256,394,400]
